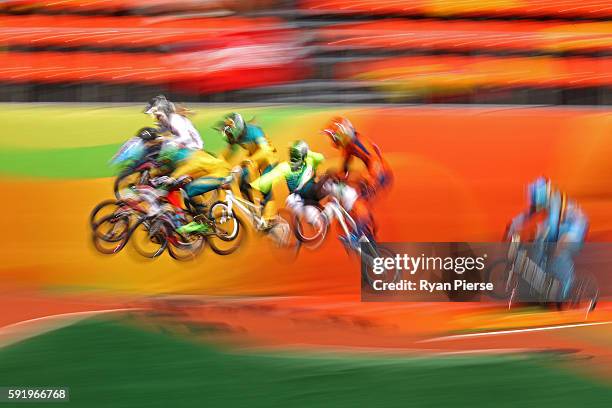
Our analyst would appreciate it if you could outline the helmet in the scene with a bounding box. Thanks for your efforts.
[220,113,245,143]
[528,177,551,209]
[144,95,175,123]
[322,117,356,147]
[136,127,159,142]
[289,140,309,171]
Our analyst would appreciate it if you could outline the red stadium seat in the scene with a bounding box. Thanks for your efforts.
[0,15,288,49]
[0,49,311,93]
[0,0,282,14]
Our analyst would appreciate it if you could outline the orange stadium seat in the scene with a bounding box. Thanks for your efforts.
[300,0,612,19]
[318,20,612,54]
[335,55,612,90]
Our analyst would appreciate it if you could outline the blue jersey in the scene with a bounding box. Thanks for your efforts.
[545,191,588,243]
[227,124,268,152]
[512,191,587,243]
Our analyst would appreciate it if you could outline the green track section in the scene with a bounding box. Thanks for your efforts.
[0,144,119,179]
[0,318,609,408]
[0,105,332,179]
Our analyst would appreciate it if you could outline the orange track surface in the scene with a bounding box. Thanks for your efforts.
[1,292,610,378]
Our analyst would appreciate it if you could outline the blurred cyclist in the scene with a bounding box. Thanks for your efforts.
[250,140,325,229]
[144,95,203,151]
[111,127,162,169]
[153,143,232,234]
[218,112,279,219]
[111,127,170,196]
[322,116,392,199]
[251,141,374,239]
[507,177,588,300]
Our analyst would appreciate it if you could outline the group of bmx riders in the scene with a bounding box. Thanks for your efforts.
[113,95,589,305]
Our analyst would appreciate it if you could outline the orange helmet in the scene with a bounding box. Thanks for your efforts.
[322,117,356,147]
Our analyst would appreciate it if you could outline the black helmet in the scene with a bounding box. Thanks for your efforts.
[144,95,175,120]
[289,140,309,171]
[136,127,159,142]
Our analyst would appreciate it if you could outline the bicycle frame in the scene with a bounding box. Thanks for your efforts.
[321,197,366,254]
[506,235,564,302]
[222,189,267,230]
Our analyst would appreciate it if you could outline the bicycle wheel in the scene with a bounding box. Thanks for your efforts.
[484,259,514,300]
[294,204,328,249]
[209,201,240,241]
[114,171,141,200]
[167,229,206,261]
[268,209,300,249]
[206,201,244,255]
[360,242,399,288]
[92,213,130,254]
[557,275,599,315]
[89,199,122,230]
[208,215,245,256]
[129,217,167,259]
[199,189,219,210]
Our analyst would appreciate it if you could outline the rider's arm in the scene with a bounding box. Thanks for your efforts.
[248,137,275,164]
[509,209,535,236]
[341,149,353,176]
[221,143,239,162]
[250,162,290,194]
[545,193,562,241]
[308,151,325,169]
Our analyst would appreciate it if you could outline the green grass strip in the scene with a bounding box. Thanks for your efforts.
[0,318,609,408]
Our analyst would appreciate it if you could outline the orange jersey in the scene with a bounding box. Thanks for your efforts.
[342,135,391,181]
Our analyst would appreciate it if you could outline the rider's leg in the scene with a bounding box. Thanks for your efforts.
[550,220,587,300]
[185,177,224,214]
[285,193,305,218]
[186,177,224,198]
[239,166,254,203]
[297,180,327,224]
[550,249,575,301]
[176,177,225,234]
[363,163,392,200]
[351,198,376,240]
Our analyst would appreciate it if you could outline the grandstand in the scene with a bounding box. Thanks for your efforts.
[0,0,609,104]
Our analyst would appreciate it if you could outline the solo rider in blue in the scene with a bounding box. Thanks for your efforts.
[507,177,588,300]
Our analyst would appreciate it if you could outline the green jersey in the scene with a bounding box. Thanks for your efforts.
[250,151,324,194]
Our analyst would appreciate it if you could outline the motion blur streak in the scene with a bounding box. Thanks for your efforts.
[1,105,612,296]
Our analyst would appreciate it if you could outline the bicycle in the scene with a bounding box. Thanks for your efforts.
[208,185,296,251]
[128,177,243,259]
[485,234,598,317]
[91,180,237,259]
[291,183,399,286]
[127,204,206,261]
[91,195,150,255]
[114,161,156,200]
